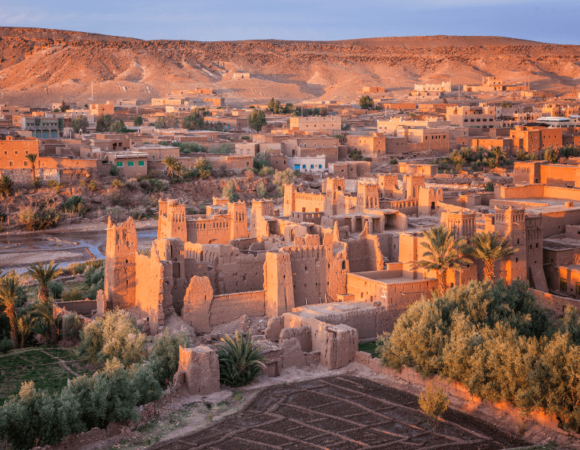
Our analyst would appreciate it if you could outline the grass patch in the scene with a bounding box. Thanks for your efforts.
[358,340,378,358]
[0,348,93,404]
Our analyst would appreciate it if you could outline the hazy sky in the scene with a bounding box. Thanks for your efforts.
[1,0,579,44]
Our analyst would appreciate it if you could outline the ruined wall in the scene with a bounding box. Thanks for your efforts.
[135,250,169,335]
[376,232,400,263]
[182,276,214,334]
[182,276,265,334]
[346,226,385,273]
[201,244,266,294]
[104,217,137,309]
[251,199,274,239]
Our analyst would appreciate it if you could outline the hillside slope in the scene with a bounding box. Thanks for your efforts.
[0,28,579,106]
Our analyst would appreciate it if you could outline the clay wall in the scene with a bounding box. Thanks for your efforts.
[540,165,578,188]
[283,246,327,306]
[531,289,580,319]
[54,300,97,316]
[210,291,265,325]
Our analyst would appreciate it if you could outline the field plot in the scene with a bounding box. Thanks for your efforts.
[148,376,527,450]
[0,348,94,404]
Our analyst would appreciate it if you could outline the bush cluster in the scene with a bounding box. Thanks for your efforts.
[378,280,580,431]
[149,330,189,387]
[0,358,162,450]
[78,309,146,366]
[17,206,60,231]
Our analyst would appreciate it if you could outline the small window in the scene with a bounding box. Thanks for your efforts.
[138,161,145,166]
[128,161,134,167]
[117,162,123,167]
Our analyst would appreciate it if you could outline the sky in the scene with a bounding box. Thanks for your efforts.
[1,0,579,44]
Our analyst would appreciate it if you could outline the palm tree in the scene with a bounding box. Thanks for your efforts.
[470,232,518,281]
[25,154,37,185]
[30,299,60,345]
[490,147,506,166]
[162,156,183,180]
[414,226,471,296]
[27,261,62,302]
[0,175,13,198]
[0,276,21,349]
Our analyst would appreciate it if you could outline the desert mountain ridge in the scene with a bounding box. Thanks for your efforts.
[0,27,579,106]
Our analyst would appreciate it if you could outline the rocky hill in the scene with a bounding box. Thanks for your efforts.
[1,27,579,106]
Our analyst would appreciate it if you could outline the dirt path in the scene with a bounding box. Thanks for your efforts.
[38,348,80,377]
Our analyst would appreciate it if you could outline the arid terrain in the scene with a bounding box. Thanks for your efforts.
[1,28,580,106]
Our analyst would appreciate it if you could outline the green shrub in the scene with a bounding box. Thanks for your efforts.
[64,358,141,429]
[78,309,146,366]
[48,280,64,299]
[222,179,239,202]
[418,383,449,421]
[149,330,189,387]
[0,382,84,450]
[195,158,212,179]
[62,288,83,301]
[209,143,233,154]
[256,181,268,199]
[0,338,13,354]
[63,314,83,340]
[63,196,88,217]
[258,166,274,177]
[83,266,104,300]
[217,332,265,387]
[272,169,296,197]
[17,206,60,230]
[112,179,124,190]
[87,180,98,192]
[129,363,163,405]
[109,165,119,176]
[47,179,63,193]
